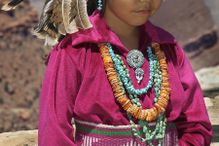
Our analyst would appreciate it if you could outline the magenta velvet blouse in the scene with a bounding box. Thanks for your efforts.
[38,10,212,146]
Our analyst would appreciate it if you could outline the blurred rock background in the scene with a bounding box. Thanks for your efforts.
[0,0,218,145]
[0,1,45,133]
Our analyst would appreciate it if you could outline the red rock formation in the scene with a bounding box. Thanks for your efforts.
[151,0,219,70]
[0,1,46,132]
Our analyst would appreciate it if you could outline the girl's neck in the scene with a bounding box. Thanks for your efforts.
[104,8,140,51]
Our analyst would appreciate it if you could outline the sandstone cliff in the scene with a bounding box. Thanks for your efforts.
[0,1,46,133]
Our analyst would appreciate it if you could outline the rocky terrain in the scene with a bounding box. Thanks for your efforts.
[0,130,38,146]
[151,0,219,71]
[204,0,219,26]
[0,1,46,132]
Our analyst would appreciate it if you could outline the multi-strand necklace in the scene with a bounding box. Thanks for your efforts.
[98,42,170,146]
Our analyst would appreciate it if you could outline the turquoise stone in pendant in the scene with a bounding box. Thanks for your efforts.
[127,49,145,84]
[135,68,144,83]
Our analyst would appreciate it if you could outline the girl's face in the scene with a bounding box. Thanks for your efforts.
[104,0,162,26]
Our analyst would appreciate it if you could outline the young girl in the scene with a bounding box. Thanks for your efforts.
[2,0,212,145]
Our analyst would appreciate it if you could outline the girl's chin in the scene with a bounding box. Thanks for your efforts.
[129,18,149,26]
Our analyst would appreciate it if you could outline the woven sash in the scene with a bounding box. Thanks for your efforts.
[74,119,179,146]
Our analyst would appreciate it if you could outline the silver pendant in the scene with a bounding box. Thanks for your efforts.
[127,49,144,84]
[135,68,144,84]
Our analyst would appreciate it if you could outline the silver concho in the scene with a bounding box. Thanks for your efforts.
[127,50,144,68]
[127,49,145,84]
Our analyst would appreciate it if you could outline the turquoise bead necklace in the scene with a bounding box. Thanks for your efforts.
[116,54,167,146]
[107,43,167,146]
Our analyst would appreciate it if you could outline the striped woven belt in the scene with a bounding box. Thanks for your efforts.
[74,119,178,146]
[74,119,176,137]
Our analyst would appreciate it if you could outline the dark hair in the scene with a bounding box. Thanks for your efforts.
[87,0,104,16]
[87,1,97,15]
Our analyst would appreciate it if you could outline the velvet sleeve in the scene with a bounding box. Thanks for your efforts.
[38,44,80,146]
[174,43,213,146]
